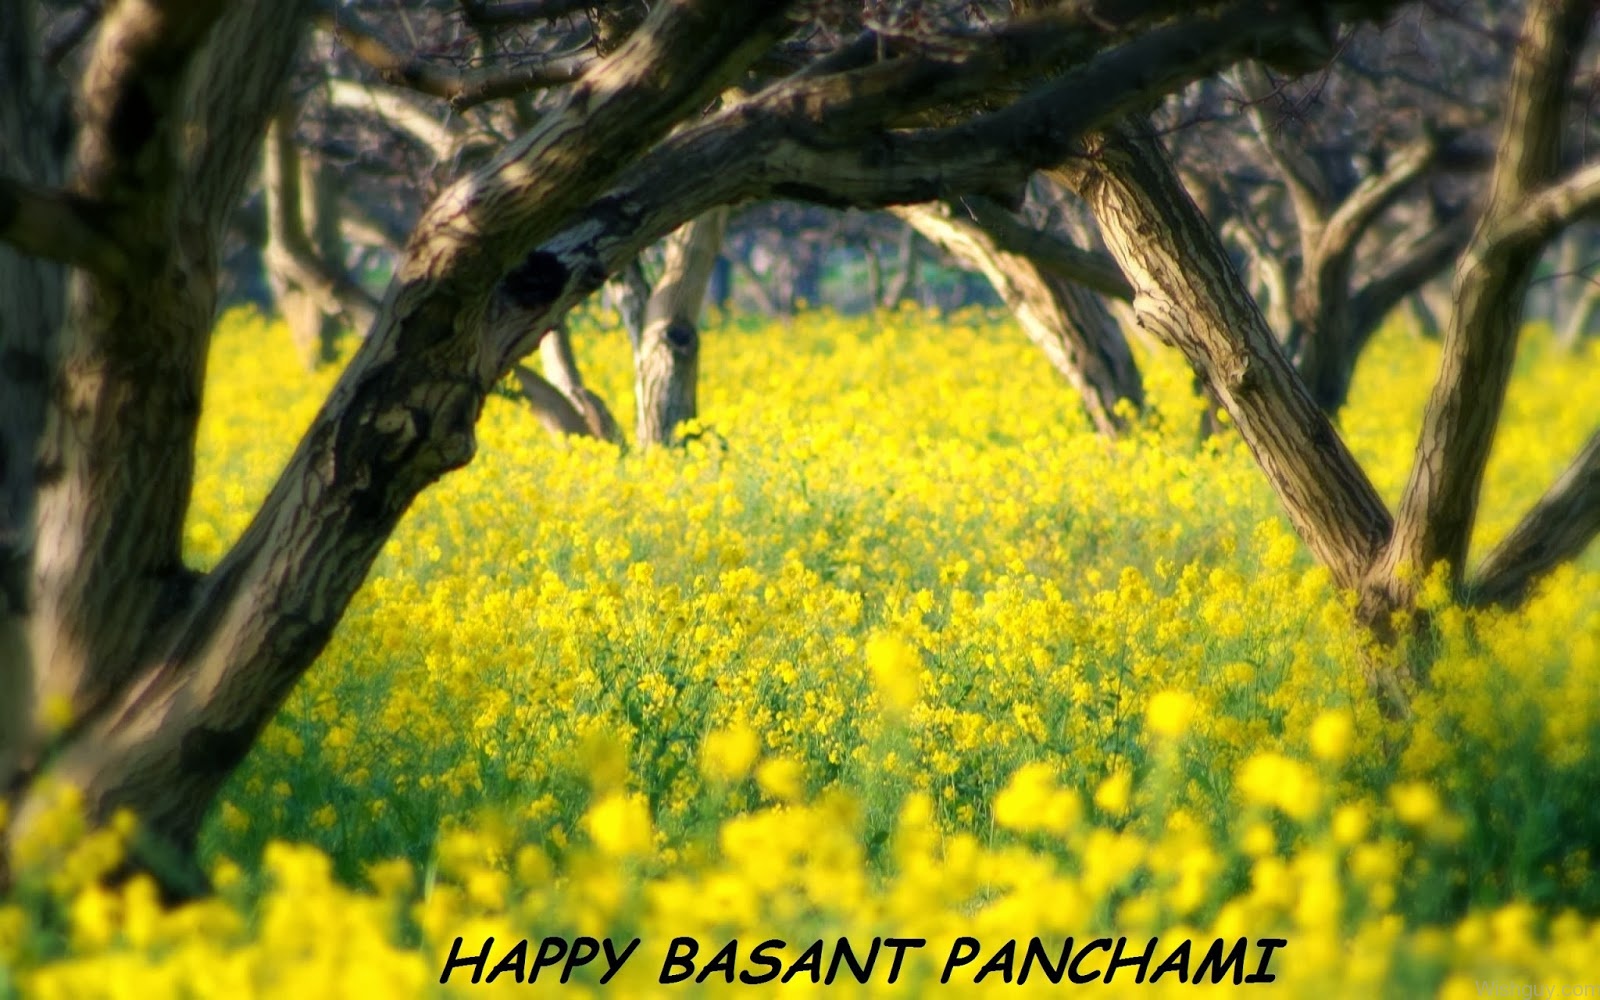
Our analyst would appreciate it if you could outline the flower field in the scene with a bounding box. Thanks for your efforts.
[5,305,1600,997]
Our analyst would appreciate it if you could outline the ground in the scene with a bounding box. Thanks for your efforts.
[5,305,1600,997]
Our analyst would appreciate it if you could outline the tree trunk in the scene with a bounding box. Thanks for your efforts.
[263,107,377,368]
[1368,0,1596,614]
[1554,232,1599,349]
[880,224,918,309]
[1058,121,1394,594]
[896,200,1143,437]
[5,0,792,892]
[517,323,623,443]
[864,238,884,311]
[634,208,727,447]
[0,0,67,798]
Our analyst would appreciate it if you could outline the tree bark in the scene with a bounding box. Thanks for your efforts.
[1059,121,1394,592]
[1368,0,1597,614]
[880,224,919,309]
[7,0,794,888]
[896,200,1143,437]
[0,0,1427,887]
[635,208,727,447]
[1471,429,1600,608]
[0,0,68,798]
[1232,62,1491,414]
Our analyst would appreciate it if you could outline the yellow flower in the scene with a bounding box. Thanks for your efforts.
[1094,770,1132,816]
[995,762,1081,834]
[700,723,761,783]
[584,791,653,857]
[755,757,805,803]
[1310,708,1355,763]
[1390,782,1441,827]
[865,632,922,714]
[1332,803,1371,846]
[1146,690,1197,738]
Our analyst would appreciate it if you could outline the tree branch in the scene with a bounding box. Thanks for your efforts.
[0,176,122,273]
[953,196,1134,301]
[1373,0,1597,606]
[1228,61,1332,244]
[325,79,463,160]
[1487,160,1600,250]
[896,200,1142,436]
[1315,136,1447,265]
[1348,208,1477,336]
[316,1,591,110]
[461,0,597,26]
[28,0,799,866]
[1470,429,1600,608]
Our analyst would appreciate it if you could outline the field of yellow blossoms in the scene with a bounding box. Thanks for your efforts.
[4,304,1600,997]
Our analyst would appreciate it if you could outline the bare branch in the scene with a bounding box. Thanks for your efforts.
[461,0,595,26]
[1316,136,1447,263]
[325,79,463,160]
[1487,160,1600,249]
[316,1,590,109]
[1348,208,1477,334]
[954,196,1134,300]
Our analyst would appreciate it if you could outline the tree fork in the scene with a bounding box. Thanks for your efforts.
[634,208,727,448]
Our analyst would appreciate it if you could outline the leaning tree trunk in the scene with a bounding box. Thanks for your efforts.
[1059,124,1393,597]
[634,207,728,447]
[5,0,793,894]
[896,200,1144,437]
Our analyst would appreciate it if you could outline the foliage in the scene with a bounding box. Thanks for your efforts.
[4,306,1599,996]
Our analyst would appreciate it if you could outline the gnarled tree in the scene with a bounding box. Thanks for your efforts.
[0,0,1512,894]
[1063,0,1599,699]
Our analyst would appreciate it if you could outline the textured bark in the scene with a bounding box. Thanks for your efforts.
[8,0,795,883]
[1060,121,1393,591]
[896,200,1143,437]
[1,0,1417,887]
[27,0,307,765]
[635,208,727,447]
[1369,0,1597,613]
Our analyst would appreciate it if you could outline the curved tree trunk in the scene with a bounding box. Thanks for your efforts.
[634,207,727,447]
[896,200,1143,437]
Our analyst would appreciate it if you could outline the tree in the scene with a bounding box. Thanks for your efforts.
[0,0,1509,892]
[1064,0,1600,702]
